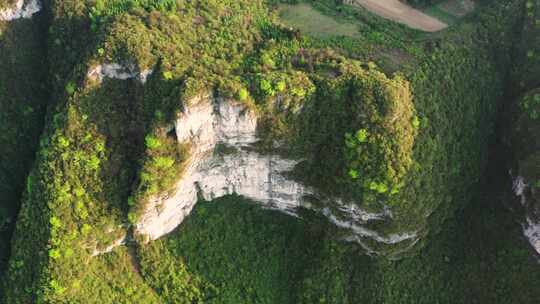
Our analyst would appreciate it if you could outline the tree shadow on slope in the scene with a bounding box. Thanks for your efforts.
[134,185,540,304]
[135,195,345,304]
[0,11,49,289]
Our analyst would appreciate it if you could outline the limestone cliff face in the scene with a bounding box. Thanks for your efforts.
[508,89,540,256]
[513,174,540,254]
[0,0,41,21]
[133,96,418,254]
[88,63,153,84]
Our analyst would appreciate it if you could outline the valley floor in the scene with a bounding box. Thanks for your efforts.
[351,0,448,31]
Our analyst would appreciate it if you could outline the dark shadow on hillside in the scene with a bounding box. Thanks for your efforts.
[0,10,49,288]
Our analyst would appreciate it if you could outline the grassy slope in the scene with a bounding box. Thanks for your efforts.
[278,4,361,38]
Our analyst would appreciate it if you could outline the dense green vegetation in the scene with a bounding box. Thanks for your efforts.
[3,0,271,302]
[507,0,540,215]
[55,246,162,303]
[134,193,540,304]
[513,0,540,90]
[406,0,445,7]
[0,0,539,302]
[0,6,49,293]
[511,88,540,207]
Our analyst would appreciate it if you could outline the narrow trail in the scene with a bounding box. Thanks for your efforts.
[350,0,448,32]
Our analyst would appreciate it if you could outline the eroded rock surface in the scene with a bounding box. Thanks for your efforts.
[513,174,540,254]
[0,0,41,21]
[88,63,153,84]
[134,96,418,254]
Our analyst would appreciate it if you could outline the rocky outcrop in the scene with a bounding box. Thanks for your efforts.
[134,96,418,254]
[88,63,153,84]
[513,174,540,254]
[0,0,41,21]
[509,89,540,255]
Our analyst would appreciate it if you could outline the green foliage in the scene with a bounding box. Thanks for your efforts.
[3,0,538,301]
[512,0,540,90]
[144,196,331,303]
[4,0,271,300]
[512,88,540,194]
[237,87,250,101]
[162,71,173,81]
[62,247,162,303]
[90,0,178,30]
[137,239,207,303]
[130,131,189,223]
[405,0,444,7]
[277,0,427,62]
[0,5,49,291]
[520,92,540,120]
[278,3,361,38]
[65,82,76,95]
[342,74,416,206]
[143,195,540,304]
[3,79,144,302]
[260,78,275,96]
[145,135,162,150]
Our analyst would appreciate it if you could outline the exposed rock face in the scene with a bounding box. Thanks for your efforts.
[88,63,153,84]
[134,96,418,254]
[513,174,540,254]
[508,89,540,256]
[0,0,41,21]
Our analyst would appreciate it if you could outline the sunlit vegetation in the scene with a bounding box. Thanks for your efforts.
[512,88,540,197]
[0,3,49,290]
[278,3,361,38]
[137,195,540,303]
[1,0,539,302]
[59,247,162,303]
[0,0,18,10]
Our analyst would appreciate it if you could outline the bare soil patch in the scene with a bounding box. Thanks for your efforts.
[349,0,448,32]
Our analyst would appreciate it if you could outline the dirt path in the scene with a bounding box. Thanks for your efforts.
[351,0,448,32]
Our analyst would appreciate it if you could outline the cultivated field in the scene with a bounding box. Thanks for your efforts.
[350,0,448,32]
[278,3,360,38]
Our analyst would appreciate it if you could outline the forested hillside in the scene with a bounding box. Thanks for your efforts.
[0,0,48,285]
[0,0,538,303]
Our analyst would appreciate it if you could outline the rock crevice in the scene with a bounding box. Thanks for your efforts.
[133,96,417,254]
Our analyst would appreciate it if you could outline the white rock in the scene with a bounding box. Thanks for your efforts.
[134,96,417,253]
[87,63,153,84]
[524,216,540,255]
[512,174,540,255]
[138,69,153,84]
[0,0,41,21]
[513,175,527,205]
[322,207,416,244]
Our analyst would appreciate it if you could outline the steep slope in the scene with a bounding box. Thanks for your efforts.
[0,0,47,290]
[1,0,537,303]
[505,0,540,256]
[144,193,540,303]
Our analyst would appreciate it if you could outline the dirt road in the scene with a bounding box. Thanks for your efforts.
[351,0,448,32]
